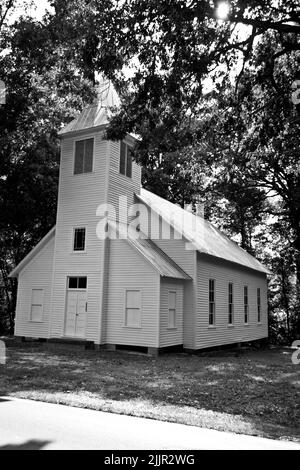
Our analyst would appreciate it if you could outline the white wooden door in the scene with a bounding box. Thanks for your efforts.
[65,290,87,338]
[75,291,87,337]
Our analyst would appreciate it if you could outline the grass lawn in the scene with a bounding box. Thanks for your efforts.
[0,338,299,442]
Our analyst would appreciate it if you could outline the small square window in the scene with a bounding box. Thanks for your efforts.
[74,228,85,251]
[68,277,87,289]
[69,277,78,289]
[78,277,87,289]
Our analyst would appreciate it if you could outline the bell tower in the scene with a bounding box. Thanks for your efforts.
[49,79,141,343]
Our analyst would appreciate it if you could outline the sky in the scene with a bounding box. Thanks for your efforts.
[7,0,53,23]
[6,0,250,93]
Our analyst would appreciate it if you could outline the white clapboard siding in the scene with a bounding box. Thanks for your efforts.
[196,253,268,349]
[14,237,55,338]
[149,219,197,350]
[104,239,160,347]
[107,140,141,222]
[159,279,184,347]
[50,130,108,341]
[100,238,111,344]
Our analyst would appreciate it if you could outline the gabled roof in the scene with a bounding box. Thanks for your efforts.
[9,227,56,278]
[109,221,191,280]
[58,106,109,136]
[58,80,121,136]
[10,222,191,281]
[137,189,271,275]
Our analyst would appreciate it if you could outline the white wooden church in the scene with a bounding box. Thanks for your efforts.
[10,81,270,354]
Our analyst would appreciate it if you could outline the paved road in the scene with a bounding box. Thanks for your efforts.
[0,397,299,450]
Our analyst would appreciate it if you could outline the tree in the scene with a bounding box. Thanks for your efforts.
[0,14,94,332]
[1,0,299,341]
[194,32,300,338]
[0,0,14,32]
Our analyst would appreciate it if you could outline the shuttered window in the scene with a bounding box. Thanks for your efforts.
[244,286,249,324]
[73,228,86,251]
[209,279,215,325]
[74,138,93,174]
[125,290,141,327]
[30,289,44,322]
[168,291,176,328]
[257,288,261,323]
[228,282,234,325]
[119,142,132,178]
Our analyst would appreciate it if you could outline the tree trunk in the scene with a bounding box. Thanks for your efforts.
[294,249,300,337]
[281,266,291,342]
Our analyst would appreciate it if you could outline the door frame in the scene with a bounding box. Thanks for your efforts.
[64,276,88,339]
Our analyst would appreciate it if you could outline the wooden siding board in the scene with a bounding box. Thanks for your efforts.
[151,225,196,350]
[132,195,198,350]
[196,253,268,349]
[105,239,160,347]
[109,220,191,280]
[107,141,141,221]
[50,132,108,342]
[14,238,55,338]
[100,237,110,344]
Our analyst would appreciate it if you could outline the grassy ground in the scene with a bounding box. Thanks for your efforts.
[0,338,299,442]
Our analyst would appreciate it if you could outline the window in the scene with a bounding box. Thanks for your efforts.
[119,141,132,178]
[73,228,85,251]
[209,279,215,325]
[244,286,249,324]
[68,277,87,289]
[125,290,141,327]
[30,289,44,322]
[257,288,261,323]
[228,282,234,325]
[168,291,176,328]
[74,138,93,174]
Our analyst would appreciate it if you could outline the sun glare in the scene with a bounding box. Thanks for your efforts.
[216,2,230,20]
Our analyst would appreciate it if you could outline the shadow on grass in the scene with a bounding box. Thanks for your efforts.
[0,440,50,450]
[1,342,299,441]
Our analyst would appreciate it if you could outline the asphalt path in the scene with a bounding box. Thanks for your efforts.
[0,396,299,450]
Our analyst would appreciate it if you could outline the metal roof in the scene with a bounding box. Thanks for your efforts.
[58,106,109,136]
[109,220,191,280]
[58,79,121,136]
[137,189,271,275]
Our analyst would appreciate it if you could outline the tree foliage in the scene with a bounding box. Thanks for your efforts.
[0,9,94,332]
[0,0,299,338]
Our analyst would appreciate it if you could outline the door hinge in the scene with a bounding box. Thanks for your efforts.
[85,302,88,312]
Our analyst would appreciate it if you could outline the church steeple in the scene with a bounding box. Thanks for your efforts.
[93,77,121,108]
[58,77,121,137]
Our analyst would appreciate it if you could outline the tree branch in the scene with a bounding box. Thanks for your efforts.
[229,16,300,35]
[0,0,14,32]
